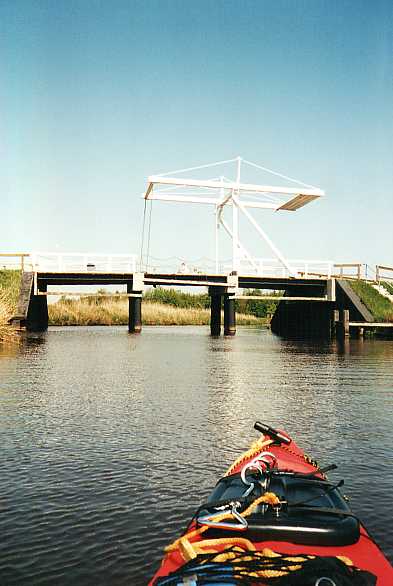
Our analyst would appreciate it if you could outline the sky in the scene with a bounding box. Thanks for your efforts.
[1,0,392,272]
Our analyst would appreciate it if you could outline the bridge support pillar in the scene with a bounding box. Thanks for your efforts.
[26,283,48,332]
[336,309,350,339]
[224,295,236,336]
[129,296,142,333]
[209,287,222,336]
[127,277,143,333]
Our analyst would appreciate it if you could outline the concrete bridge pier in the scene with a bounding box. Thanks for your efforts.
[26,282,48,332]
[209,287,222,336]
[224,294,236,336]
[127,275,143,333]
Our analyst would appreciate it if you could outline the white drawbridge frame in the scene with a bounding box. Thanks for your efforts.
[143,157,324,277]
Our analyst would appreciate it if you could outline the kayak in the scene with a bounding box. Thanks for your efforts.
[150,423,392,585]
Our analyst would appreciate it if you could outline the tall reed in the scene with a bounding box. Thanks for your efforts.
[0,290,17,343]
[48,298,266,326]
[0,270,21,344]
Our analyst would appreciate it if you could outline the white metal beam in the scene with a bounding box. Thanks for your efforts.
[147,194,219,205]
[145,176,324,198]
[147,192,278,209]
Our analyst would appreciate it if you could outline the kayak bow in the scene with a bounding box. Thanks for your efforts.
[150,423,392,585]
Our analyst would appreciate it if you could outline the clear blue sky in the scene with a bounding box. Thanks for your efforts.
[1,0,392,268]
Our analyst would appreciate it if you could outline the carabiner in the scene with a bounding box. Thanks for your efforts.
[197,501,248,532]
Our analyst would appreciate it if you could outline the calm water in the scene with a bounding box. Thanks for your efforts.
[0,326,392,585]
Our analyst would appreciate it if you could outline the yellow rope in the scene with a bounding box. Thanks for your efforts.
[179,536,256,562]
[179,543,306,578]
[165,491,281,556]
[161,435,353,579]
[169,543,354,580]
[164,432,308,557]
[224,436,274,476]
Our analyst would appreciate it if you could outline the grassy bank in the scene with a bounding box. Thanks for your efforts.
[49,298,267,326]
[0,270,21,343]
[349,280,393,322]
[381,281,393,296]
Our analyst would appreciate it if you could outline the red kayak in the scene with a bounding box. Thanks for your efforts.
[150,423,392,585]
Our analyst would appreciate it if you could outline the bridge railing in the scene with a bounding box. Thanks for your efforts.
[376,265,393,282]
[235,259,335,279]
[2,252,391,282]
[332,263,363,279]
[143,257,227,275]
[0,253,31,271]
[29,253,137,273]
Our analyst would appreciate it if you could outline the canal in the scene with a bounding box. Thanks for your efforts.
[0,326,392,584]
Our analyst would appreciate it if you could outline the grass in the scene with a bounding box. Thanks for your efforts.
[144,287,278,317]
[0,269,21,305]
[49,287,276,326]
[0,291,17,343]
[381,280,393,296]
[349,280,393,322]
[144,288,210,309]
[0,270,21,343]
[48,298,267,326]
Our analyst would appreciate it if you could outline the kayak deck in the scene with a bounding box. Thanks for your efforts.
[150,424,393,585]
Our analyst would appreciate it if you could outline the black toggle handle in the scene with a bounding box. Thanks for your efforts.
[254,421,291,445]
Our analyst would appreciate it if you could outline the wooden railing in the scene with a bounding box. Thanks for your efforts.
[333,263,363,279]
[375,265,393,282]
[0,253,30,272]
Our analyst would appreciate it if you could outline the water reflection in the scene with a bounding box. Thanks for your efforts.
[0,326,392,585]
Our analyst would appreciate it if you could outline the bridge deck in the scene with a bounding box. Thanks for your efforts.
[37,271,138,286]
[36,271,329,291]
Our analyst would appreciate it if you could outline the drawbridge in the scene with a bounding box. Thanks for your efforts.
[4,156,393,337]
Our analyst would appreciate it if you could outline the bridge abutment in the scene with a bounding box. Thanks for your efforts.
[26,283,48,332]
[270,286,335,338]
[271,300,335,338]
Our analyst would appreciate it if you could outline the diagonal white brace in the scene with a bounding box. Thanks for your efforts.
[219,217,260,272]
[233,196,296,277]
